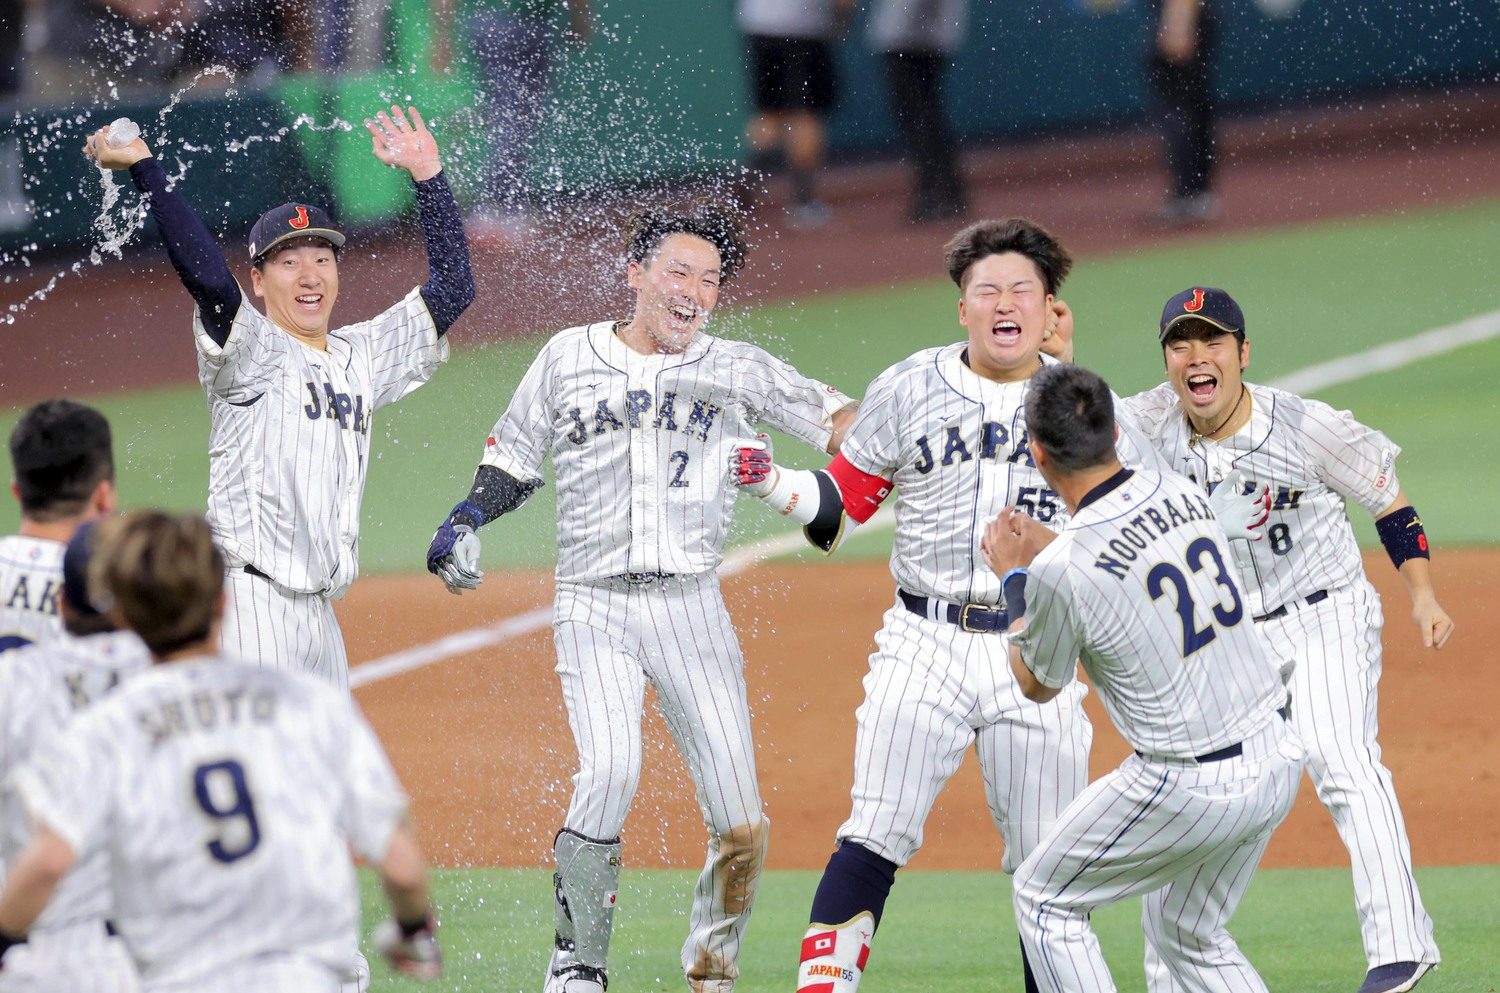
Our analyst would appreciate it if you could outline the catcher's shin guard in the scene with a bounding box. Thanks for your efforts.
[551,829,622,976]
[796,911,874,993]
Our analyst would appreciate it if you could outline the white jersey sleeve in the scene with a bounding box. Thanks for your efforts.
[336,706,410,864]
[1300,400,1402,516]
[838,362,908,479]
[731,343,851,453]
[1011,552,1084,690]
[0,535,65,655]
[13,704,113,860]
[338,287,447,412]
[479,331,561,486]
[195,294,290,403]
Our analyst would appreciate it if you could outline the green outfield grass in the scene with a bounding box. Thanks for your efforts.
[5,197,1499,564]
[357,865,1499,992]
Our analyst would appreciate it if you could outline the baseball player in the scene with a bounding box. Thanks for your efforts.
[425,204,858,993]
[2,400,116,656]
[985,362,1304,993]
[83,104,475,690]
[0,521,149,992]
[0,510,443,992]
[735,219,1177,993]
[1113,288,1450,993]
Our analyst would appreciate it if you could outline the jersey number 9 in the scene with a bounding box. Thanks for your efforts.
[193,759,263,864]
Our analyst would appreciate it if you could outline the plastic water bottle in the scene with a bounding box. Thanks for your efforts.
[105,118,141,148]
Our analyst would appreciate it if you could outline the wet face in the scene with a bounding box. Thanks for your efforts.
[627,233,722,354]
[250,238,340,345]
[1163,325,1250,429]
[957,252,1051,382]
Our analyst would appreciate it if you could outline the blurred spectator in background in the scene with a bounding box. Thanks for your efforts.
[737,0,853,229]
[1147,0,1219,223]
[0,0,28,229]
[433,0,590,248]
[869,0,968,224]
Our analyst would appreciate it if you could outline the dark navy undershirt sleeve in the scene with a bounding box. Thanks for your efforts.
[129,157,240,347]
[412,171,475,336]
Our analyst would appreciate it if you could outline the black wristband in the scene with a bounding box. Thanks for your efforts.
[0,926,28,956]
[1002,568,1029,620]
[1375,505,1429,569]
[397,913,433,939]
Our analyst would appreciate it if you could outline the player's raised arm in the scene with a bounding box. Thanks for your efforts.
[366,105,475,336]
[84,124,241,346]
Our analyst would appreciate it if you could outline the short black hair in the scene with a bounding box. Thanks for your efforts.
[1024,364,1116,472]
[8,400,114,521]
[624,203,748,283]
[943,218,1073,294]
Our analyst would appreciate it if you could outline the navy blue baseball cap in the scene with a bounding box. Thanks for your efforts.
[248,202,345,262]
[62,519,102,618]
[1159,287,1245,342]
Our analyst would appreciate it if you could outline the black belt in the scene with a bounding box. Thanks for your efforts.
[1253,589,1328,623]
[899,589,1009,633]
[1137,707,1289,764]
[622,572,679,585]
[244,564,272,581]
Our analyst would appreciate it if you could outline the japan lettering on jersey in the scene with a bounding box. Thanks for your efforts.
[838,346,1172,605]
[196,287,447,596]
[1013,470,1283,757]
[13,658,408,989]
[1122,383,1400,617]
[0,630,152,929]
[0,535,65,655]
[482,322,851,582]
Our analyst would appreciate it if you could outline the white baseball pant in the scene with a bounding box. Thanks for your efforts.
[1018,716,1304,993]
[221,569,349,692]
[553,571,767,988]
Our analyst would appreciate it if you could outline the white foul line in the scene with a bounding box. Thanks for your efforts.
[350,307,1500,689]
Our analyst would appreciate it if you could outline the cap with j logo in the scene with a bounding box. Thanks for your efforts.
[1159,286,1245,342]
[248,203,346,263]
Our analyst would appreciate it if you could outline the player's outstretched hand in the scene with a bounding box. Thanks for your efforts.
[373,915,443,980]
[1040,299,1074,363]
[82,127,152,170]
[1207,470,1270,540]
[730,434,777,496]
[981,506,1056,576]
[367,106,442,182]
[427,507,484,594]
[1411,596,1455,651]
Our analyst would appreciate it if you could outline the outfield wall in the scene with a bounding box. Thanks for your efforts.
[2,0,1494,253]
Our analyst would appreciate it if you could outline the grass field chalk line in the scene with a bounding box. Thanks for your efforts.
[350,307,1500,689]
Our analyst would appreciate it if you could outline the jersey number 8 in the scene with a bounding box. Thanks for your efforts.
[1147,537,1246,657]
[193,759,263,864]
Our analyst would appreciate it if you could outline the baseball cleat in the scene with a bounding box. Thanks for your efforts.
[1357,961,1433,993]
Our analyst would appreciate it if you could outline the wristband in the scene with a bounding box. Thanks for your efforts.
[1001,567,1029,619]
[1375,506,1428,569]
[0,926,27,956]
[397,913,434,939]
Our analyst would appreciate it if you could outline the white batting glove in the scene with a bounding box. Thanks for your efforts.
[1208,470,1271,541]
[373,915,442,980]
[730,435,778,497]
[436,526,484,594]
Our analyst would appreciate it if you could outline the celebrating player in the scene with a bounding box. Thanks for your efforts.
[1116,288,1450,993]
[736,219,1169,993]
[0,510,442,992]
[984,362,1304,993]
[83,105,475,690]
[0,521,149,991]
[424,204,857,993]
[2,400,116,656]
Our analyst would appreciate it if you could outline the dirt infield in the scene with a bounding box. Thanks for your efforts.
[346,548,1499,872]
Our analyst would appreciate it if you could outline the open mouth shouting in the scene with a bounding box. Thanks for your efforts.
[294,292,325,313]
[991,319,1023,344]
[1185,371,1219,406]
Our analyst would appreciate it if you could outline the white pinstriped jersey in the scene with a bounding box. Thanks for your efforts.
[14,657,408,990]
[0,535,64,655]
[1013,470,1283,757]
[0,631,152,930]
[1122,383,1401,618]
[840,347,1171,605]
[482,321,850,582]
[197,288,448,596]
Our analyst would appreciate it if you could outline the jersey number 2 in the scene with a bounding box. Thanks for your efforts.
[193,759,262,864]
[1146,537,1245,657]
